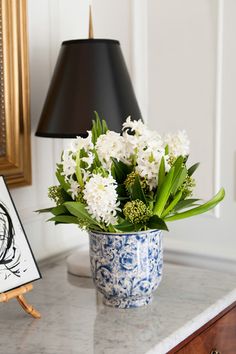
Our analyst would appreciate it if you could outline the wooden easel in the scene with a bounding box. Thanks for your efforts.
[0,283,41,319]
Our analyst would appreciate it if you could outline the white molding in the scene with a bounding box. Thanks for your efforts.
[53,139,64,184]
[48,0,64,185]
[48,0,61,74]
[131,0,148,122]
[165,248,236,274]
[213,0,224,218]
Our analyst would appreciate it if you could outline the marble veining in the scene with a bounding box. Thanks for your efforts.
[0,258,236,354]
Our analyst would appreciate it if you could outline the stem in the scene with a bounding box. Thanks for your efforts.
[76,149,84,188]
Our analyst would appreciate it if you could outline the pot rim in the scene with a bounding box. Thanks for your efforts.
[88,229,162,236]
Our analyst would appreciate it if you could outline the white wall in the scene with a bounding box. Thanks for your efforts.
[10,0,236,271]
[147,0,236,270]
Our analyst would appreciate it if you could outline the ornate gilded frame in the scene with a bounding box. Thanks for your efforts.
[0,0,31,187]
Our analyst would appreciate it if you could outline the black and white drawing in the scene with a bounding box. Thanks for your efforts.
[0,176,41,293]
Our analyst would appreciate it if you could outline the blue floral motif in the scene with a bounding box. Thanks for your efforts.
[119,249,137,271]
[89,229,163,308]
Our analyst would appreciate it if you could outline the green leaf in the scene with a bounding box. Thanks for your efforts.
[56,168,70,193]
[111,158,133,183]
[116,184,129,200]
[172,156,184,175]
[102,119,108,134]
[90,225,106,232]
[174,198,200,212]
[91,112,104,144]
[154,167,175,217]
[51,205,68,216]
[111,163,115,177]
[91,112,108,144]
[146,215,168,231]
[93,149,102,168]
[171,167,187,195]
[188,162,200,177]
[35,207,54,214]
[64,201,100,226]
[60,187,73,202]
[91,121,97,144]
[161,191,183,218]
[130,176,146,204]
[164,188,225,221]
[169,156,186,195]
[158,157,165,189]
[114,220,137,232]
[48,215,80,225]
[94,111,102,136]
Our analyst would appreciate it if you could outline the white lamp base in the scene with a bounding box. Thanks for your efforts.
[67,246,92,277]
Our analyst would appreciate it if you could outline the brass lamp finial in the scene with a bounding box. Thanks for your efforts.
[89,5,94,39]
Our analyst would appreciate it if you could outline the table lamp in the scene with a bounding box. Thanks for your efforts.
[35,7,142,138]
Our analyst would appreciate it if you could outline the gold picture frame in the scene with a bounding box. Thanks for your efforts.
[0,0,31,188]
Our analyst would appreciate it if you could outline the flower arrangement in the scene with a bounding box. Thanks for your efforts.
[39,114,225,233]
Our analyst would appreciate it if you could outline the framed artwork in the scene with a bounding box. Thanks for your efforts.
[0,176,41,293]
[0,0,31,187]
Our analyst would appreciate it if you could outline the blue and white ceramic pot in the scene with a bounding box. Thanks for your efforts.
[89,229,163,309]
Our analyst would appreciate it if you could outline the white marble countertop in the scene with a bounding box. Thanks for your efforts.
[0,257,236,354]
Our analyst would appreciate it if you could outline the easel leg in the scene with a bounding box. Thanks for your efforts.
[17,294,41,319]
[0,284,41,319]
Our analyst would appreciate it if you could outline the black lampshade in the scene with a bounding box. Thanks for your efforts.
[35,39,142,138]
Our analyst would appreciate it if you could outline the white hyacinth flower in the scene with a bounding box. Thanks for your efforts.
[122,116,147,136]
[68,179,80,200]
[70,131,94,153]
[136,149,163,190]
[83,174,120,225]
[81,169,91,183]
[62,150,76,178]
[95,131,126,169]
[122,117,165,162]
[164,130,190,157]
[81,151,94,169]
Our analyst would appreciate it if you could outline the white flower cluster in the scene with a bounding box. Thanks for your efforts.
[122,118,190,189]
[61,132,95,200]
[122,118,168,189]
[164,130,190,157]
[95,131,126,169]
[59,117,190,224]
[70,131,94,153]
[68,180,80,200]
[62,150,76,177]
[83,174,120,225]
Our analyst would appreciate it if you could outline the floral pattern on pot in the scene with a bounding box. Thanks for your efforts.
[89,229,163,308]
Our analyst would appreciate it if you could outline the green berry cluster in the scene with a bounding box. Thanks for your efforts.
[168,155,177,166]
[76,190,85,203]
[124,171,148,191]
[48,186,65,206]
[181,175,196,198]
[123,199,152,224]
[76,217,90,230]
